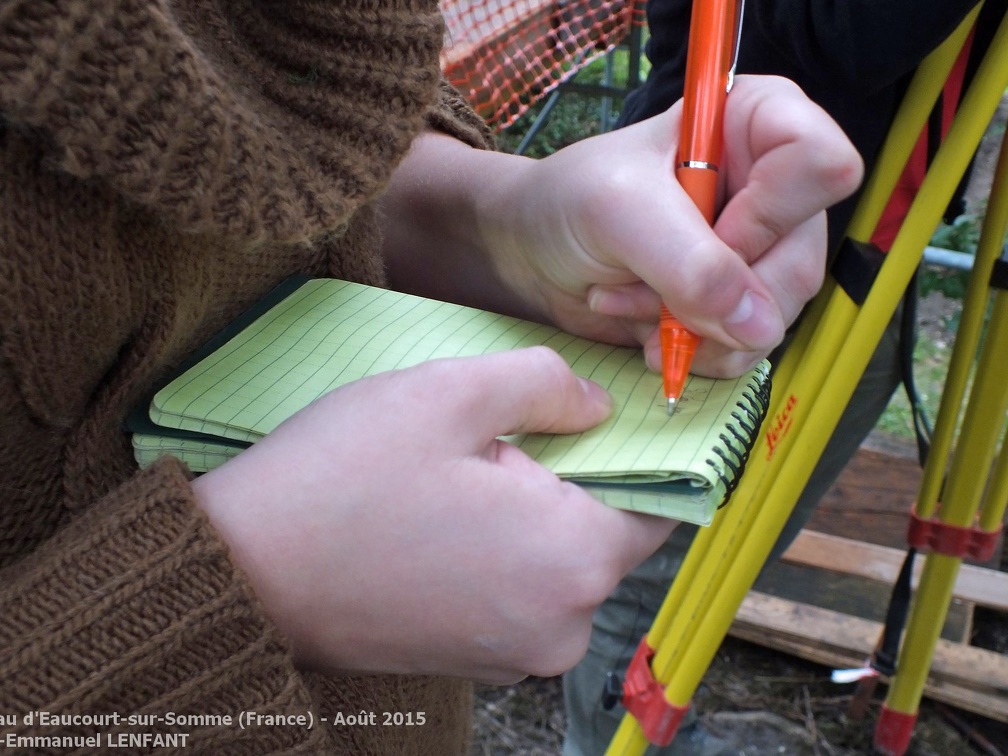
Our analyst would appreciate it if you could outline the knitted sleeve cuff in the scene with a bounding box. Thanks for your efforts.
[0,457,332,751]
[427,78,497,151]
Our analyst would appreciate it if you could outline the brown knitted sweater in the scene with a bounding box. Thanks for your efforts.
[0,1,493,753]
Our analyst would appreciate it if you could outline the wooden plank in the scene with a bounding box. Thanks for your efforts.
[722,443,1008,722]
[731,592,1008,723]
[781,529,1008,612]
[807,440,1003,569]
[809,446,925,549]
[753,559,974,642]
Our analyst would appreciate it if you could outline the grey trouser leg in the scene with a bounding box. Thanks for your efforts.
[562,313,903,756]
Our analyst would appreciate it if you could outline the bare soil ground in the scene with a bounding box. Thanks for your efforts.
[470,100,1008,755]
[472,625,1007,755]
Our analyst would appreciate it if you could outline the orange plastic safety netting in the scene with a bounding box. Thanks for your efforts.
[441,0,645,130]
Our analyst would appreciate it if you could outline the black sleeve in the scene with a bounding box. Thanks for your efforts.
[618,0,981,125]
[616,0,993,247]
[743,1,981,90]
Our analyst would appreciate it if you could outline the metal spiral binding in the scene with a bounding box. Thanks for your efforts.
[706,371,772,507]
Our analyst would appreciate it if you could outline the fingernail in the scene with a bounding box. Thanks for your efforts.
[588,289,634,318]
[577,377,614,413]
[725,290,755,324]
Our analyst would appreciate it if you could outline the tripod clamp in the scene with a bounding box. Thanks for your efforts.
[602,638,690,746]
[907,507,1003,561]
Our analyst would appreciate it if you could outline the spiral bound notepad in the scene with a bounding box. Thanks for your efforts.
[130,278,771,525]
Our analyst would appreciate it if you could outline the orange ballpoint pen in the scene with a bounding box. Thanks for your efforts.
[660,0,744,413]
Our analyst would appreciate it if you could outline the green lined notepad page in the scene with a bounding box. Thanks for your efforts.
[141,279,770,523]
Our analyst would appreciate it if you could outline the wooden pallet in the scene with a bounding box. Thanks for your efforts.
[727,441,1008,722]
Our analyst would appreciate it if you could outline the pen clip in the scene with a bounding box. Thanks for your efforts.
[726,0,745,93]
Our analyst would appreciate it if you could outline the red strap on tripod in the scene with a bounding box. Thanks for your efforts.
[621,637,690,746]
[907,508,1002,561]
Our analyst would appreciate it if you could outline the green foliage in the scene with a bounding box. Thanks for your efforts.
[495,47,649,157]
[919,264,970,299]
[918,212,983,330]
[496,91,619,157]
[875,330,956,439]
[930,212,982,255]
[922,213,982,303]
[879,211,989,440]
[918,265,968,334]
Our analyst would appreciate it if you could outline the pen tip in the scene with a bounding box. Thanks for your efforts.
[667,397,677,415]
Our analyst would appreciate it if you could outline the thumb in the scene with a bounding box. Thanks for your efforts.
[424,346,614,440]
[652,198,786,351]
[573,113,787,352]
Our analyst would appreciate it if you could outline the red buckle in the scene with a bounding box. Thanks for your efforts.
[907,508,1002,562]
[622,638,689,746]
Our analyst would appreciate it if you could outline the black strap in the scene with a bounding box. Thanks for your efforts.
[832,237,886,305]
[900,268,933,466]
[871,547,918,677]
[871,273,931,678]
[991,257,1008,290]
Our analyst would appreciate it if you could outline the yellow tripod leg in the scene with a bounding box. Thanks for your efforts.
[979,422,1008,533]
[844,3,985,243]
[770,1,978,398]
[875,125,1008,755]
[658,12,1008,712]
[606,12,1008,752]
[919,90,1008,518]
[606,251,883,754]
[875,289,1008,755]
[672,2,1008,694]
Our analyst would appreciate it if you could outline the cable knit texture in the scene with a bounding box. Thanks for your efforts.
[0,0,492,752]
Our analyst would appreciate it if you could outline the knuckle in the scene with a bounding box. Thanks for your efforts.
[751,209,793,255]
[527,621,593,679]
[712,350,765,379]
[793,257,826,303]
[681,246,748,317]
[524,345,575,393]
[565,539,626,611]
[798,124,863,199]
[811,144,864,201]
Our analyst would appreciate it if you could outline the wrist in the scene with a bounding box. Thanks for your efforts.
[191,457,316,665]
[380,132,546,320]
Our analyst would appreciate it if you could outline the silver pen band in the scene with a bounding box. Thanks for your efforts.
[677,160,719,171]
